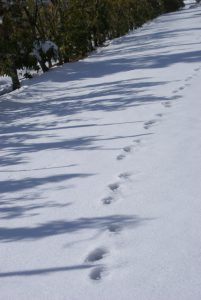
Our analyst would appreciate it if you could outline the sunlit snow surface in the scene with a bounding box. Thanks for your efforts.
[0,76,11,95]
[1,2,201,299]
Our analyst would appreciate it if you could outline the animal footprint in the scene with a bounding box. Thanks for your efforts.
[107,223,121,233]
[178,86,184,91]
[133,139,141,144]
[162,101,171,108]
[116,146,132,161]
[90,267,105,281]
[116,154,125,161]
[85,248,108,263]
[185,76,192,82]
[118,172,132,180]
[144,120,156,130]
[108,182,120,192]
[156,113,163,117]
[123,145,132,153]
[101,182,120,205]
[102,196,113,205]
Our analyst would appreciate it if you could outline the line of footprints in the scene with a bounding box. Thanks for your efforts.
[85,68,201,282]
[85,111,169,281]
[173,66,201,94]
[84,117,163,281]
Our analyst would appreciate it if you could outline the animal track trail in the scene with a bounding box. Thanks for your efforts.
[116,139,141,161]
[144,119,157,130]
[85,248,108,281]
[101,182,120,205]
[116,146,132,161]
[173,80,191,94]
[102,172,132,205]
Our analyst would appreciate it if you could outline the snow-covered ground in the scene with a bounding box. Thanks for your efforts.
[0,76,11,96]
[1,2,201,299]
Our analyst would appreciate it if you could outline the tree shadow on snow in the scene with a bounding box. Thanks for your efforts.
[0,214,151,243]
[0,214,153,278]
[0,264,96,278]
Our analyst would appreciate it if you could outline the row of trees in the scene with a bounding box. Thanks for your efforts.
[0,0,184,90]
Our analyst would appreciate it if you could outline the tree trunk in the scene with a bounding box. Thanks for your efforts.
[58,51,63,65]
[10,65,20,90]
[48,59,52,69]
[39,60,49,72]
[64,57,70,63]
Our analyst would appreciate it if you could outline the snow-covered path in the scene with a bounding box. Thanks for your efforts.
[1,2,201,299]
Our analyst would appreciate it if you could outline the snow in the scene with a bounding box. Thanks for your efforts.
[0,76,12,96]
[1,2,201,299]
[32,40,58,61]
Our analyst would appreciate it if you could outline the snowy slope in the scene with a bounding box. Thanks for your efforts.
[1,2,201,300]
[0,76,11,96]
